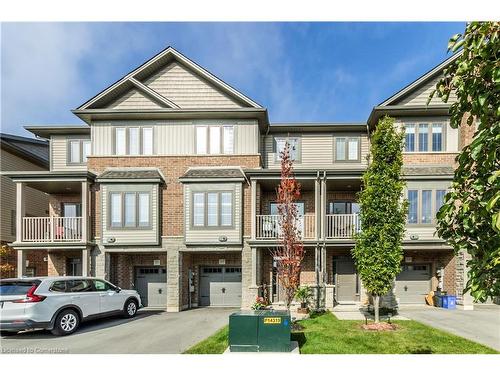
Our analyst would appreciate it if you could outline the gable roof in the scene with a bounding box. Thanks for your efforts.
[76,46,262,111]
[378,50,463,107]
[0,133,49,168]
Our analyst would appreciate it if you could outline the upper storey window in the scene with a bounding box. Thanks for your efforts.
[195,126,234,155]
[335,137,360,162]
[114,127,153,156]
[404,123,444,152]
[68,139,91,164]
[275,136,301,162]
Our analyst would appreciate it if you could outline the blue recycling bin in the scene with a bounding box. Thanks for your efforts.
[441,295,456,309]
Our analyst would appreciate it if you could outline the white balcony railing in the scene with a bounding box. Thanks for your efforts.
[22,217,83,242]
[325,214,361,239]
[255,214,316,240]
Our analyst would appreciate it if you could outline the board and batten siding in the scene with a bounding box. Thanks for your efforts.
[394,75,457,106]
[184,183,242,245]
[50,135,90,171]
[0,149,49,243]
[394,117,459,153]
[262,132,369,169]
[143,62,243,109]
[100,184,159,246]
[91,119,259,156]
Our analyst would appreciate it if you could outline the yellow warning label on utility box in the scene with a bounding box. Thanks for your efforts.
[263,317,282,324]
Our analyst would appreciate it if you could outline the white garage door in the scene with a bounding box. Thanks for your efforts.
[395,264,431,304]
[135,267,167,307]
[200,266,242,307]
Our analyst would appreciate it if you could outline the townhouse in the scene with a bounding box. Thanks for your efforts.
[4,47,476,311]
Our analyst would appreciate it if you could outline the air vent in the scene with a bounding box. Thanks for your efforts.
[219,235,228,242]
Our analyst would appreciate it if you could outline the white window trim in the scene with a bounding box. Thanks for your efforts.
[114,127,154,156]
[402,122,447,153]
[108,191,152,229]
[195,125,235,155]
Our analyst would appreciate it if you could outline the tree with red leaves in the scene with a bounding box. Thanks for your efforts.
[270,141,305,311]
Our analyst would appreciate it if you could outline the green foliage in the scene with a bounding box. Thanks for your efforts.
[430,22,500,301]
[294,285,313,304]
[183,326,229,354]
[352,116,408,297]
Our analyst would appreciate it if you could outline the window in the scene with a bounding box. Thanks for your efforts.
[405,124,416,152]
[191,191,233,228]
[68,139,91,164]
[421,190,432,224]
[328,201,360,215]
[435,190,447,216]
[93,279,115,291]
[109,191,151,229]
[114,127,153,155]
[275,136,300,161]
[335,137,360,161]
[408,190,418,224]
[66,279,93,292]
[195,125,234,155]
[50,281,66,292]
[403,122,445,152]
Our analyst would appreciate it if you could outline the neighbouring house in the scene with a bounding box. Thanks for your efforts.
[2,47,480,310]
[0,133,50,278]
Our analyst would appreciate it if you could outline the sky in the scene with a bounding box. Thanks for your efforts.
[1,22,465,137]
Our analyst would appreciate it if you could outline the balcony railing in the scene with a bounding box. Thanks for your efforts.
[255,214,316,240]
[325,214,361,239]
[22,217,83,242]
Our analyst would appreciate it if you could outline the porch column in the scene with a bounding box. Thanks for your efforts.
[320,175,327,240]
[251,179,257,240]
[81,181,88,242]
[458,250,474,310]
[17,249,26,277]
[81,248,89,276]
[251,246,258,287]
[315,177,321,240]
[314,246,321,308]
[16,182,25,243]
[166,248,181,312]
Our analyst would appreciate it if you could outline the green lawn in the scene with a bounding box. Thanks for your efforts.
[183,312,497,354]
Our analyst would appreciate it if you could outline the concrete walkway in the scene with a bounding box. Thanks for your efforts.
[0,307,235,354]
[399,304,500,351]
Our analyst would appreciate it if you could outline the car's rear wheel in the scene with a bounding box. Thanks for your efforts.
[51,309,80,336]
[123,299,138,318]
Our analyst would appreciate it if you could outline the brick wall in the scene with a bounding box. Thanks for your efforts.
[260,190,316,215]
[49,194,81,217]
[87,155,261,239]
[47,250,82,276]
[459,114,476,150]
[403,153,458,165]
[109,253,168,289]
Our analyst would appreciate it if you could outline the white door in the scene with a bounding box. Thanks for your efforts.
[65,279,100,317]
[93,279,124,312]
[395,264,431,304]
[200,266,242,306]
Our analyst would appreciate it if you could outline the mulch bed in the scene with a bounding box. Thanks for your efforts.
[361,322,399,331]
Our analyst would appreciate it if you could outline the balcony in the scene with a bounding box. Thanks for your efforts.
[325,213,361,239]
[256,214,316,240]
[22,217,83,243]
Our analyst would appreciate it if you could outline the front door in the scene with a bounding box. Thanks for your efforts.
[134,267,167,307]
[66,257,82,276]
[270,202,305,236]
[334,256,358,302]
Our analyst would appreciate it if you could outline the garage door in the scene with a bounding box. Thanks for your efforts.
[395,264,431,304]
[200,266,242,307]
[135,267,167,307]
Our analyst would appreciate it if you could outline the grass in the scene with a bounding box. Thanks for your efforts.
[183,311,498,354]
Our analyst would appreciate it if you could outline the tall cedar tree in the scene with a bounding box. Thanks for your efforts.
[270,142,305,311]
[430,22,500,301]
[352,116,408,323]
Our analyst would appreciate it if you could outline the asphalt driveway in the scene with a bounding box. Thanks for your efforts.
[399,304,500,351]
[0,307,236,354]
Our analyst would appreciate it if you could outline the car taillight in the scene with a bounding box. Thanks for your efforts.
[13,284,46,303]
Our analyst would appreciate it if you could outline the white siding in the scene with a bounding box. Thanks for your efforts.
[144,62,243,109]
[184,183,242,245]
[0,150,49,243]
[395,75,457,106]
[101,184,159,246]
[91,120,259,156]
[107,88,162,109]
[51,135,89,172]
[262,132,369,169]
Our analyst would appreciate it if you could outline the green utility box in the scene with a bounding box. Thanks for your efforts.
[229,310,291,352]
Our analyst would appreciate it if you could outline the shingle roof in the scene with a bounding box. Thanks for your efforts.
[0,133,49,167]
[98,169,164,181]
[403,166,455,176]
[181,168,245,180]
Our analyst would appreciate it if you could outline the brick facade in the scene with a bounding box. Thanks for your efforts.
[0,243,48,278]
[109,252,168,289]
[47,250,83,276]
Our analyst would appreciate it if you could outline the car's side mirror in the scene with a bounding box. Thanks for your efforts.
[115,287,121,293]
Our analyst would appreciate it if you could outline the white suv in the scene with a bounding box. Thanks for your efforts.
[0,277,142,336]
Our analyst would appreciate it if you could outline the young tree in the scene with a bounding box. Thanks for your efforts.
[0,244,15,278]
[270,142,305,311]
[430,22,500,301]
[352,116,408,323]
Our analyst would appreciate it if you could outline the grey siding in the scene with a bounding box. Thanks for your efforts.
[50,135,90,172]
[101,184,159,246]
[184,183,242,245]
[0,149,49,243]
[144,62,243,109]
[262,132,369,169]
[91,120,259,156]
[394,75,457,106]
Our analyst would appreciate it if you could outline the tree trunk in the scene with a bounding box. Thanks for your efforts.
[373,294,380,323]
